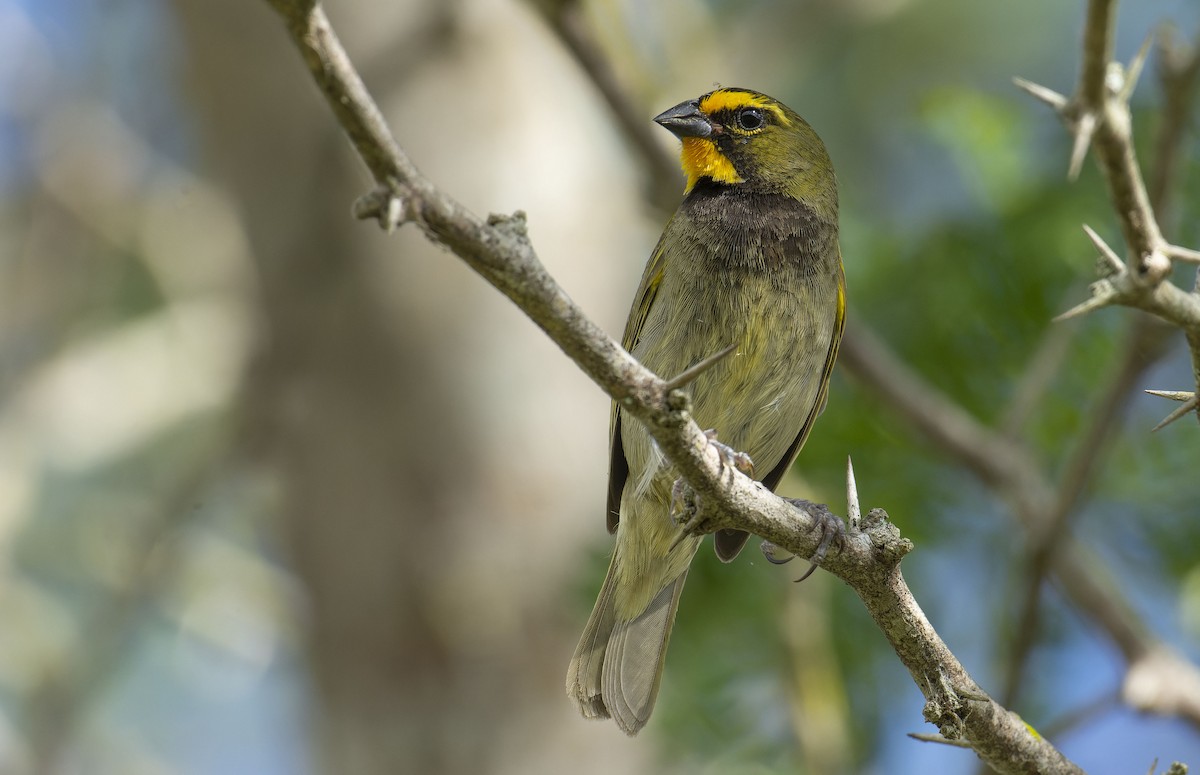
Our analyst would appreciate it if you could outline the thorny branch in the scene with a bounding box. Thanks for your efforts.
[1001,0,1200,718]
[1016,0,1200,430]
[264,0,1086,770]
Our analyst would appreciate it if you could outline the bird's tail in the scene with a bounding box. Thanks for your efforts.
[566,553,691,736]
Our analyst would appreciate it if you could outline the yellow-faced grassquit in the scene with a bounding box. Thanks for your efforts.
[566,87,845,735]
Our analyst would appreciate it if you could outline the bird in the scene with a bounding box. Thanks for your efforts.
[565,87,845,736]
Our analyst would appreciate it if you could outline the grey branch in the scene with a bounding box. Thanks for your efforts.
[262,1,1085,770]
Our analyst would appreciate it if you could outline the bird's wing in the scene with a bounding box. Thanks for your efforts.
[606,227,671,533]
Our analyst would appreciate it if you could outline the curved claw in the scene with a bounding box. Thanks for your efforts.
[760,540,795,565]
[793,561,820,584]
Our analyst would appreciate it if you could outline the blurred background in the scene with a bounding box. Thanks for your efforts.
[3,0,1200,772]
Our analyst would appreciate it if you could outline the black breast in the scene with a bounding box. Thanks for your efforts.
[678,182,839,281]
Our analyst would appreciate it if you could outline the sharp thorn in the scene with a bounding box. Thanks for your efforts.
[1053,285,1116,321]
[1164,244,1200,264]
[663,343,738,391]
[1151,395,1199,432]
[1145,389,1195,402]
[1013,77,1068,110]
[846,456,861,531]
[908,732,975,749]
[1068,113,1097,180]
[1121,31,1155,102]
[1082,224,1126,274]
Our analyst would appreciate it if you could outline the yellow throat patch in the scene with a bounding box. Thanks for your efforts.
[680,137,741,192]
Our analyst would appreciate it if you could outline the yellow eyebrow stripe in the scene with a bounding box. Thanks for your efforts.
[699,90,791,127]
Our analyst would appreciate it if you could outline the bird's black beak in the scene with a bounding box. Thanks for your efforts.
[653,100,712,138]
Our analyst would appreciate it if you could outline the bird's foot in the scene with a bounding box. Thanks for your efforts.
[760,499,845,582]
[667,431,754,553]
[704,428,754,477]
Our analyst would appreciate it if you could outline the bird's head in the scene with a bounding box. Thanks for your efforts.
[654,87,836,216]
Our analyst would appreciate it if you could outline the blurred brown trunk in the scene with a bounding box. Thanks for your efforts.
[172,2,488,772]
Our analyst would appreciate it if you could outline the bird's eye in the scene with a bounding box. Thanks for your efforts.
[736,108,765,131]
